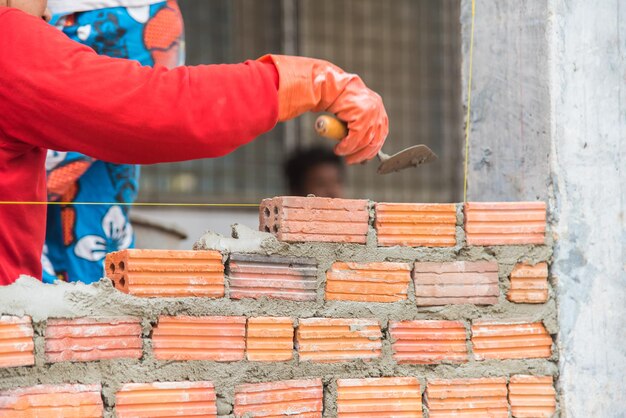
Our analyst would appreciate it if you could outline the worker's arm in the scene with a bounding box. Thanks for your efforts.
[0,8,279,164]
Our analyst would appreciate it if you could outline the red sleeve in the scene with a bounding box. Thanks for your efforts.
[0,8,279,164]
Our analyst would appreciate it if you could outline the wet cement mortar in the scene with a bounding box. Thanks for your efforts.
[0,204,559,417]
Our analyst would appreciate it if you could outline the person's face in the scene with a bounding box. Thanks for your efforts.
[302,163,344,199]
[3,0,51,21]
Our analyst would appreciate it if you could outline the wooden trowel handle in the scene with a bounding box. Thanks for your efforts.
[315,115,348,142]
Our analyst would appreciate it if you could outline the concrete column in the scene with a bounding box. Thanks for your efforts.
[462,0,626,415]
[549,0,626,415]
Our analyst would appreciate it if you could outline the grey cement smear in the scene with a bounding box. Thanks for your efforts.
[0,216,558,417]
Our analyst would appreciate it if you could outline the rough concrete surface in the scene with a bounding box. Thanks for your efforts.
[461,0,552,202]
[0,207,557,417]
[461,0,626,415]
[549,0,626,415]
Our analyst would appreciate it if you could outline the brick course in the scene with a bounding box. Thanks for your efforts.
[296,318,382,362]
[0,316,34,368]
[259,196,369,243]
[229,254,317,301]
[152,316,246,361]
[45,317,142,363]
[337,377,422,417]
[375,203,457,247]
[390,320,468,364]
[413,261,500,306]
[105,249,224,298]
[325,261,411,302]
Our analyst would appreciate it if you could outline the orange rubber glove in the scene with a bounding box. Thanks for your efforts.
[259,54,388,164]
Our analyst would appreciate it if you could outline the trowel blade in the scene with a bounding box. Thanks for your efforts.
[377,145,438,175]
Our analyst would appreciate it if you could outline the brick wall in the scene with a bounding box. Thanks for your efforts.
[0,197,557,417]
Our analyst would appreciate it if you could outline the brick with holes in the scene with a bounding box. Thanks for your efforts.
[105,249,224,298]
[259,196,369,243]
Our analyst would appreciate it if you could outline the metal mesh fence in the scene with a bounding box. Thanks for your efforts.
[138,0,462,204]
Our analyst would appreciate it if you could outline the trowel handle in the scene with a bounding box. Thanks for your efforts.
[315,115,348,142]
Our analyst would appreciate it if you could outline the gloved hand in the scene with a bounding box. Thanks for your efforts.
[259,54,388,165]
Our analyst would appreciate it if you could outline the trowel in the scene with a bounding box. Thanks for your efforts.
[315,115,438,174]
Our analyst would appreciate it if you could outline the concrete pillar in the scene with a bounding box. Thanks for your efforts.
[462,0,626,415]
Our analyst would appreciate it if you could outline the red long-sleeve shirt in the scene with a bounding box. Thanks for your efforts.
[0,8,279,285]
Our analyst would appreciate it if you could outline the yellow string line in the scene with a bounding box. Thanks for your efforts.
[0,201,259,207]
[463,0,476,203]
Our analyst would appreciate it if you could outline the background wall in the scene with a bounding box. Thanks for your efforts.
[461,0,626,416]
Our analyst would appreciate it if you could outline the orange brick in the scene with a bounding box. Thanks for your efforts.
[105,249,224,298]
[325,262,411,302]
[425,377,508,418]
[45,317,142,363]
[246,317,294,362]
[152,316,246,361]
[337,377,422,417]
[509,375,556,418]
[0,384,103,417]
[234,379,323,418]
[471,321,552,360]
[507,262,549,303]
[259,196,369,244]
[116,381,217,418]
[229,254,317,301]
[464,202,547,246]
[375,203,457,247]
[390,320,468,364]
[0,316,34,368]
[296,318,382,362]
[413,261,499,305]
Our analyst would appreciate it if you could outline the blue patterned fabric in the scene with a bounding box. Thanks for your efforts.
[43,2,184,283]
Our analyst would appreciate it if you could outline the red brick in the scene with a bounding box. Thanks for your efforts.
[389,320,468,364]
[425,378,508,418]
[0,316,34,368]
[234,379,323,418]
[375,203,457,247]
[152,316,246,361]
[0,384,103,417]
[337,377,422,417]
[105,249,224,298]
[116,381,217,418]
[507,262,549,304]
[296,318,382,362]
[246,317,294,362]
[509,375,556,418]
[259,196,369,244]
[464,202,547,246]
[325,262,411,302]
[45,317,142,363]
[413,261,499,306]
[229,254,317,301]
[471,321,552,360]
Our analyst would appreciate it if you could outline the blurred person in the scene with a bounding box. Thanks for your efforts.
[0,0,388,285]
[42,0,185,284]
[284,146,345,198]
